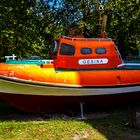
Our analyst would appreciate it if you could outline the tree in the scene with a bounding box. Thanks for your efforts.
[1,0,140,58]
[105,0,140,57]
[0,0,49,58]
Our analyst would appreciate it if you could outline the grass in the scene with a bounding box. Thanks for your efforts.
[0,101,140,140]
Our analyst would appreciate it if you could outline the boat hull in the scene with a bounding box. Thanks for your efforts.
[0,92,140,113]
[0,76,140,113]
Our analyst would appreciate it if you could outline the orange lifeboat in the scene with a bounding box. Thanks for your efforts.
[0,35,140,113]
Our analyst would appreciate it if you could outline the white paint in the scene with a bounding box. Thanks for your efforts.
[5,54,16,60]
[78,58,108,65]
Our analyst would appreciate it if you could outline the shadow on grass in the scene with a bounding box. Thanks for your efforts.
[0,99,43,121]
[0,99,140,139]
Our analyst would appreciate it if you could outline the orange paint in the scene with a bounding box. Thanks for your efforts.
[51,37,122,69]
[0,63,140,87]
[0,36,139,87]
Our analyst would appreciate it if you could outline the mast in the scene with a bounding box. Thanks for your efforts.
[98,3,107,38]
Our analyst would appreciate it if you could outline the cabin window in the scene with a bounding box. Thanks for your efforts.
[49,40,59,56]
[81,48,92,54]
[95,48,106,54]
[60,43,75,55]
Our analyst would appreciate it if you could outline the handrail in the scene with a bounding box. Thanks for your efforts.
[60,35,112,41]
[4,54,16,60]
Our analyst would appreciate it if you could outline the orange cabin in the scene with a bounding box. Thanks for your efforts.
[49,36,123,69]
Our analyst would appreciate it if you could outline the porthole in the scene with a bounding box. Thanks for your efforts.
[95,48,106,54]
[81,48,92,54]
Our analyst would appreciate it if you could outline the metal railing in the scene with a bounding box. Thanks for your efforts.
[60,35,112,41]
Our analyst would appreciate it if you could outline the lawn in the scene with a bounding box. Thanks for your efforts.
[0,101,140,140]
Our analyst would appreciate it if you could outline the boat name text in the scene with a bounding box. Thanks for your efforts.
[78,58,108,65]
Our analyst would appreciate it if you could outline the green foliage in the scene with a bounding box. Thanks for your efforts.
[0,0,140,58]
[1,0,40,57]
[105,0,140,57]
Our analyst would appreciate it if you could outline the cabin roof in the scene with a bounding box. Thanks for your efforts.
[56,35,115,49]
